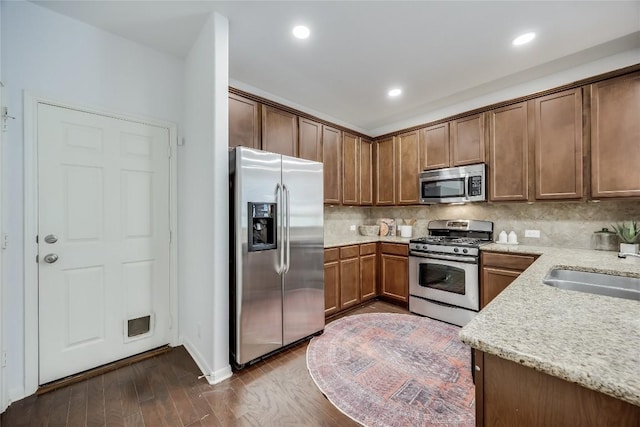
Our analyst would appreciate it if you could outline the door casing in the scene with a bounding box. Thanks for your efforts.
[23,93,178,397]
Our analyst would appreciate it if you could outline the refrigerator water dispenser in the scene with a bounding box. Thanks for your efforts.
[248,202,276,252]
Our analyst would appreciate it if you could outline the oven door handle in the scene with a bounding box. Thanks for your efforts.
[410,251,477,264]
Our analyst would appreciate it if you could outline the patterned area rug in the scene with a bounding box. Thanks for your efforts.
[307,313,475,427]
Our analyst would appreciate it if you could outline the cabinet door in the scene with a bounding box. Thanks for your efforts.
[323,125,342,204]
[342,132,360,205]
[340,257,360,310]
[380,254,408,302]
[420,123,449,171]
[360,138,373,205]
[360,253,377,301]
[324,261,340,316]
[229,93,260,149]
[451,113,485,166]
[481,266,521,308]
[262,105,298,157]
[534,89,583,200]
[489,102,530,201]
[375,137,395,205]
[298,117,322,162]
[396,130,420,205]
[591,72,640,198]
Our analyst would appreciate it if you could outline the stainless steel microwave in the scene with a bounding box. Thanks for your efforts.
[419,164,486,204]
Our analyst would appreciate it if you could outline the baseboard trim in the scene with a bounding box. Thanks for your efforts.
[182,336,232,385]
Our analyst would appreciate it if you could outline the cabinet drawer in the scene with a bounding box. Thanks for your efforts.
[482,251,537,271]
[380,243,409,256]
[340,245,360,259]
[360,243,377,255]
[324,248,340,263]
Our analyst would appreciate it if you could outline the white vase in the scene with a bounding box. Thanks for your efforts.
[619,243,639,254]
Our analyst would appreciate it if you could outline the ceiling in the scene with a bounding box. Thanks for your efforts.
[32,1,640,135]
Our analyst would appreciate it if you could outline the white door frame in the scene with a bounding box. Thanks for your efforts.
[0,81,5,413]
[23,93,179,396]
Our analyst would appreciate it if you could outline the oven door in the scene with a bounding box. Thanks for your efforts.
[409,253,479,311]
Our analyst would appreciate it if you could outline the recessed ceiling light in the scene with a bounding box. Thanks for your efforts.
[388,88,402,97]
[512,32,536,46]
[292,25,310,39]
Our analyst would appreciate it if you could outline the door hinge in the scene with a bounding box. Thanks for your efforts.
[169,230,172,243]
[1,351,6,367]
[1,233,7,250]
[36,235,39,243]
[36,254,39,263]
[1,107,15,133]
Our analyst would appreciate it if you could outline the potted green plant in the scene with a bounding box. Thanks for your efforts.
[611,221,640,254]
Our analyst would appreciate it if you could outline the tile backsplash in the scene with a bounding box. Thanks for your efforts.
[325,200,640,250]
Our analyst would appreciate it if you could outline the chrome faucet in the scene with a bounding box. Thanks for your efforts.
[618,252,640,259]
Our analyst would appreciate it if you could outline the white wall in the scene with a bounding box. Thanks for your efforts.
[179,11,231,384]
[1,0,184,401]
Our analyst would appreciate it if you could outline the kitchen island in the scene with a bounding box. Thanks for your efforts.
[460,244,640,425]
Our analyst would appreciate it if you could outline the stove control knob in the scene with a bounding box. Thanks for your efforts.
[463,248,468,254]
[453,248,459,253]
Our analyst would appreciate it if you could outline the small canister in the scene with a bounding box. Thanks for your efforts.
[593,228,618,251]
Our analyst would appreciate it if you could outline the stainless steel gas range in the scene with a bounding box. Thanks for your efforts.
[409,219,493,327]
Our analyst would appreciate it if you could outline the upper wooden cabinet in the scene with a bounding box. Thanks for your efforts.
[262,105,298,157]
[342,132,360,205]
[298,117,322,162]
[534,88,583,200]
[375,137,396,205]
[590,72,640,199]
[229,94,260,149]
[360,138,373,205]
[420,113,484,171]
[451,113,485,166]
[420,122,449,170]
[488,102,530,201]
[395,130,420,204]
[323,125,342,204]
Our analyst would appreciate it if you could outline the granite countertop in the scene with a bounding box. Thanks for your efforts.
[324,235,411,248]
[460,244,640,406]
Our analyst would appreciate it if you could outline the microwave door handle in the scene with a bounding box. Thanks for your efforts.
[464,175,470,200]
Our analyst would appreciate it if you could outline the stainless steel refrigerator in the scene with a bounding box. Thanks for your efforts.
[229,146,325,368]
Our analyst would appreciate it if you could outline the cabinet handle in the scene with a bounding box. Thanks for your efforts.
[475,365,481,371]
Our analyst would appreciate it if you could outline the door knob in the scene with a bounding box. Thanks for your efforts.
[43,253,59,264]
[44,234,58,244]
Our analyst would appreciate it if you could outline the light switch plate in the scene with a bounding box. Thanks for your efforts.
[525,229,540,238]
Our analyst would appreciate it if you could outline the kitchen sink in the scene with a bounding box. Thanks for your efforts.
[543,269,640,301]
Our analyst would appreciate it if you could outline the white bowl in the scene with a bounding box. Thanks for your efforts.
[358,225,380,236]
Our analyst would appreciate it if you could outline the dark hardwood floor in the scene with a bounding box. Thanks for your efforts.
[1,301,409,427]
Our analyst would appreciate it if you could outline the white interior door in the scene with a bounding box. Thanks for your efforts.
[37,103,171,384]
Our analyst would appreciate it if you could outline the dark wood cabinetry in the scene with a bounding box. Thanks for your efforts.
[360,243,377,301]
[488,102,530,201]
[375,137,395,206]
[360,138,373,205]
[590,72,640,198]
[342,132,360,205]
[339,245,360,310]
[480,251,537,308]
[379,243,409,304]
[475,350,639,427]
[420,122,449,170]
[229,93,261,149]
[323,248,340,316]
[395,130,420,205]
[323,125,342,204]
[534,88,583,200]
[262,105,298,157]
[451,113,485,166]
[298,117,322,162]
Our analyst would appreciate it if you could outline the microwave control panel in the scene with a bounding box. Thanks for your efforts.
[468,176,483,196]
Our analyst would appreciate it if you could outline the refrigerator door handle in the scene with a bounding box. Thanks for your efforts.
[275,183,284,274]
[284,185,291,273]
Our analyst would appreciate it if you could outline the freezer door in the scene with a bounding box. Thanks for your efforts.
[232,147,284,365]
[282,155,325,345]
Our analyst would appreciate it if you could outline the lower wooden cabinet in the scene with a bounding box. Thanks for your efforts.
[480,251,537,308]
[360,243,377,301]
[339,245,360,310]
[379,243,409,304]
[475,350,639,426]
[323,248,340,316]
